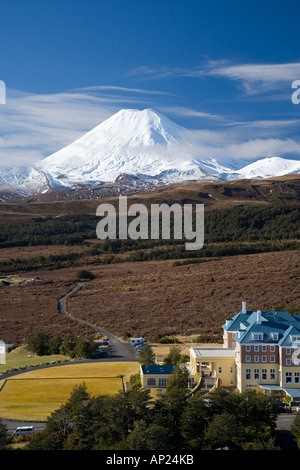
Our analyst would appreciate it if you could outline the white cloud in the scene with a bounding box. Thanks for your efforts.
[224,138,300,161]
[178,128,300,164]
[159,106,224,121]
[69,85,174,96]
[0,86,164,167]
[130,60,300,96]
[204,61,300,95]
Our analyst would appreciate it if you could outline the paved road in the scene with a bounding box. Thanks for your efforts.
[276,413,298,450]
[58,281,137,362]
[2,420,47,435]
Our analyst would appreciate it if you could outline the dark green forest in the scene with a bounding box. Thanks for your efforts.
[0,205,299,247]
[0,205,299,273]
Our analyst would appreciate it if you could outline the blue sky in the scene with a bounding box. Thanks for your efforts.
[0,0,300,166]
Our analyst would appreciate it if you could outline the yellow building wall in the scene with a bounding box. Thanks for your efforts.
[280,366,300,388]
[210,357,236,387]
[238,363,280,393]
[190,352,236,387]
[141,373,170,388]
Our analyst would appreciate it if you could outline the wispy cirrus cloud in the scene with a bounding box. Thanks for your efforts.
[69,85,175,96]
[0,85,171,167]
[204,61,300,95]
[0,88,115,166]
[130,60,300,96]
[159,105,224,121]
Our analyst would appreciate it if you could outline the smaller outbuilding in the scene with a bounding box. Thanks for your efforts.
[140,364,175,388]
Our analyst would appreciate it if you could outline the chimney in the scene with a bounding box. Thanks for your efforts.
[242,301,247,313]
[256,310,262,324]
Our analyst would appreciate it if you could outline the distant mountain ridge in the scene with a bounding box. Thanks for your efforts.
[0,108,299,199]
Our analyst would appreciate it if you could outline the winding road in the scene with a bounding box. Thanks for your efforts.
[57,281,138,362]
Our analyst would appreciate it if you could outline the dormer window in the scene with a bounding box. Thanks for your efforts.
[253,333,263,341]
[291,336,300,344]
[272,332,279,341]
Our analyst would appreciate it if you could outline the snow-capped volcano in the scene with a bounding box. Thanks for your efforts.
[35,108,216,188]
[0,108,299,198]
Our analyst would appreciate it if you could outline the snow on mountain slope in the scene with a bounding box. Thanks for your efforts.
[36,108,216,188]
[0,108,299,197]
[230,157,300,180]
[0,166,49,195]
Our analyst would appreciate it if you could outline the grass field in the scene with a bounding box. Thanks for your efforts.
[0,345,71,375]
[0,362,140,421]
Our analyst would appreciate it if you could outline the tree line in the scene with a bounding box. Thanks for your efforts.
[27,331,99,359]
[0,205,298,249]
[22,382,283,450]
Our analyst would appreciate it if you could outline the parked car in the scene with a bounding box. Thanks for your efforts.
[92,349,108,358]
[14,426,34,436]
[96,340,109,347]
[130,338,145,347]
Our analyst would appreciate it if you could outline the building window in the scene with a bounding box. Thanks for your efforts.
[262,356,267,363]
[270,356,275,362]
[270,369,276,380]
[286,358,291,366]
[158,378,167,387]
[254,369,260,380]
[218,367,222,374]
[230,367,234,374]
[188,378,194,388]
[254,333,263,341]
[254,356,259,362]
[295,372,300,384]
[285,372,292,384]
[286,348,291,355]
[262,369,267,380]
[272,333,279,341]
[246,345,251,352]
[262,345,267,352]
[246,355,251,362]
[291,336,300,343]
[254,345,259,352]
[147,378,156,386]
[246,369,251,380]
[270,345,275,352]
